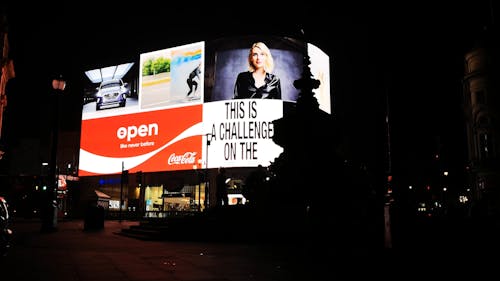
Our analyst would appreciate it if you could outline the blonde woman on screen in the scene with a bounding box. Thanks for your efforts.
[233,42,281,99]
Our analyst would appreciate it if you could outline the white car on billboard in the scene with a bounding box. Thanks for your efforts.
[95,78,129,111]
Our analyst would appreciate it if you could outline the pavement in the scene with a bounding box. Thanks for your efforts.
[1,214,499,281]
[0,218,346,281]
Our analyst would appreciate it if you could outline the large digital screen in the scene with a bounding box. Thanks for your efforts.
[78,36,330,176]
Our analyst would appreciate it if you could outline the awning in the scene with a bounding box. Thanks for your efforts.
[94,190,111,199]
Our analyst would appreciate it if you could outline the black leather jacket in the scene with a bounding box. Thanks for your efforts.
[233,71,281,99]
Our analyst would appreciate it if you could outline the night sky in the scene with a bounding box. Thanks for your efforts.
[1,1,496,183]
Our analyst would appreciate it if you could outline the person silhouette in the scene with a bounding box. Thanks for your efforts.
[186,63,201,97]
[215,167,229,207]
[243,164,267,206]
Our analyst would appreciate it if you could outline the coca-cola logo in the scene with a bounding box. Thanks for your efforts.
[168,152,197,165]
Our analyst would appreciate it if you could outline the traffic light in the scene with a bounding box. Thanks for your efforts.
[136,171,142,186]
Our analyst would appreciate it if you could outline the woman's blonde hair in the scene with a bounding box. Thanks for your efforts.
[247,42,274,73]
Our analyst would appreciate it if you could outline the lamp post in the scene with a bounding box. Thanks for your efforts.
[41,76,65,232]
[204,133,213,210]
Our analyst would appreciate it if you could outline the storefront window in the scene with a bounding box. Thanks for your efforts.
[145,185,164,211]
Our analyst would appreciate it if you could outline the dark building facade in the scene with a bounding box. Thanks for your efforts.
[463,26,500,216]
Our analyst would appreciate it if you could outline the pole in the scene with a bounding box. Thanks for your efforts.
[384,82,393,249]
[49,89,59,230]
[119,161,124,222]
[41,78,64,232]
[137,171,145,218]
[204,133,212,210]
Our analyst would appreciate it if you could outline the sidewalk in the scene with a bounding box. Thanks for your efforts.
[3,215,494,280]
[0,218,329,281]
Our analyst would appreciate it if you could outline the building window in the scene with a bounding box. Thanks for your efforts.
[479,179,485,190]
[479,132,492,159]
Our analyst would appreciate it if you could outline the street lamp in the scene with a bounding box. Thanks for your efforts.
[41,76,65,232]
[204,133,213,210]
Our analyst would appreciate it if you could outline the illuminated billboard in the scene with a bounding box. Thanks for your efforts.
[78,36,330,176]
